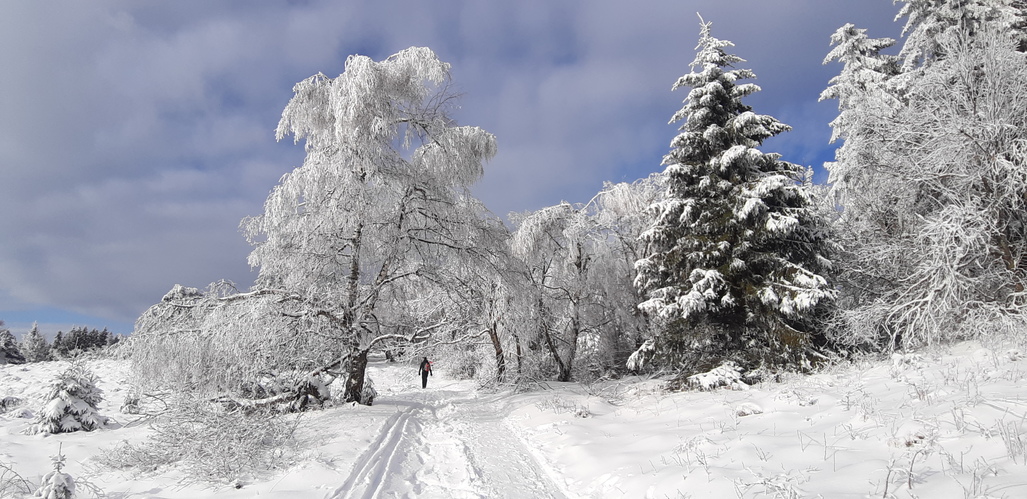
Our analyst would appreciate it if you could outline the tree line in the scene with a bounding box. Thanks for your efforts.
[0,320,121,364]
[126,0,1027,408]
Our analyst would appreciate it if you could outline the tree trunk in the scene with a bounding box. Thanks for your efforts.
[343,348,370,405]
[514,334,523,375]
[487,320,506,382]
[536,296,569,381]
[542,325,568,382]
[558,313,581,383]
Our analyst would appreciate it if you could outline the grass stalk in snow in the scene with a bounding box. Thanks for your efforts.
[0,460,32,497]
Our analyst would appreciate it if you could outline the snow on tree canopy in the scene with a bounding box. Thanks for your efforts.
[29,363,108,434]
[633,15,835,371]
[821,11,1027,349]
[236,46,502,405]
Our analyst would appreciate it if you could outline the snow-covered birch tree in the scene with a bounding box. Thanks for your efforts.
[583,176,663,373]
[822,20,1027,349]
[511,203,597,382]
[634,17,835,373]
[508,176,660,381]
[243,47,497,404]
[131,47,498,405]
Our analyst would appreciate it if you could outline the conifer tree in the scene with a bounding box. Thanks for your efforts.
[634,17,835,372]
[30,363,107,434]
[51,331,65,359]
[20,322,50,362]
[819,24,899,144]
[0,321,25,365]
[895,0,1027,70]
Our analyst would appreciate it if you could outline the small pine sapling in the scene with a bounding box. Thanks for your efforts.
[29,363,108,434]
[36,445,75,499]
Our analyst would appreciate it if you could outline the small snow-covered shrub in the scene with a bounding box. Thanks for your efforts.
[98,399,298,484]
[1,396,21,413]
[359,376,376,406]
[626,339,655,372]
[574,405,592,418]
[441,346,482,379]
[687,361,748,391]
[290,375,331,411]
[120,393,141,415]
[29,364,107,434]
[36,450,75,499]
[735,402,764,417]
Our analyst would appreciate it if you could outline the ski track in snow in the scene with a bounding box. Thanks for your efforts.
[328,377,568,499]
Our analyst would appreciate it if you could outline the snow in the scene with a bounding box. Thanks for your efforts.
[3,343,1027,498]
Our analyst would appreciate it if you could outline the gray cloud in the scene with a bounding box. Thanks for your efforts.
[0,1,903,332]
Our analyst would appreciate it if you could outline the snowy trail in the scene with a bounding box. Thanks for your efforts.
[326,371,568,499]
[445,395,570,499]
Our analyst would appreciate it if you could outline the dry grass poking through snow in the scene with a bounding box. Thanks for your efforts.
[504,339,1027,498]
[4,343,1027,498]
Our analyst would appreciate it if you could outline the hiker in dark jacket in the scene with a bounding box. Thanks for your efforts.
[419,357,433,388]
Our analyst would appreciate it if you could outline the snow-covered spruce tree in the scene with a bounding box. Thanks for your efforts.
[36,448,75,499]
[894,0,1027,71]
[823,23,1027,349]
[634,17,835,374]
[818,24,900,146]
[29,363,107,434]
[0,322,26,365]
[20,322,51,363]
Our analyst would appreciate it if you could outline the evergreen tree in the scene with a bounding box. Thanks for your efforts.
[0,321,26,365]
[20,322,50,362]
[52,331,65,358]
[30,363,107,434]
[634,17,835,372]
[53,326,109,355]
[63,327,85,354]
[819,24,900,146]
[37,449,75,499]
[895,0,1027,70]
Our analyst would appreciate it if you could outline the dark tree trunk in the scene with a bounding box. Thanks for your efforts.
[487,320,506,381]
[558,314,581,383]
[344,348,371,405]
[542,325,568,382]
[537,296,569,381]
[514,334,523,375]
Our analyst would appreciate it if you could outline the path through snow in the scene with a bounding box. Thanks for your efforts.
[327,363,568,499]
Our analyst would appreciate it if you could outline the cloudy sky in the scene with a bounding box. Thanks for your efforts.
[0,1,903,337]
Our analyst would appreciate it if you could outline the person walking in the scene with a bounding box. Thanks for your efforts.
[419,357,433,388]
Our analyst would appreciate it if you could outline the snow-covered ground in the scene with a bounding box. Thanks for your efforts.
[3,341,1027,498]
